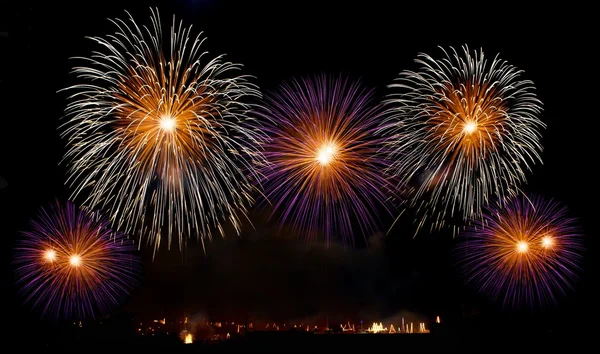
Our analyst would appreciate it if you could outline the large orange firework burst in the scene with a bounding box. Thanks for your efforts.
[380,45,545,234]
[60,8,266,254]
[256,75,395,245]
[456,194,585,309]
[13,201,141,320]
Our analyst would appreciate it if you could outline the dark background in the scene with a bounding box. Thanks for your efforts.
[2,0,596,345]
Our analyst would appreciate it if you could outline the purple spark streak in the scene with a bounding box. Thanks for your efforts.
[456,193,585,309]
[13,200,142,320]
[255,74,396,245]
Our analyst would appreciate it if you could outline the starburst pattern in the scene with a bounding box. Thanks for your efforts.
[13,201,141,320]
[456,194,585,308]
[59,8,266,254]
[256,75,395,245]
[380,45,545,234]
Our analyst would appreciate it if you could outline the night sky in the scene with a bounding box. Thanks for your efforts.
[2,0,597,340]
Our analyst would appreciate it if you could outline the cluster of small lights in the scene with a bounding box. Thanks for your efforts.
[43,249,82,267]
[515,235,554,254]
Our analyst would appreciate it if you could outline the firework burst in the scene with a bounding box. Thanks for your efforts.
[13,201,141,320]
[59,8,266,254]
[256,75,395,245]
[379,45,545,234]
[456,194,585,309]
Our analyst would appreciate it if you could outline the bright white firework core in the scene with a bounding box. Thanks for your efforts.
[516,241,529,253]
[44,249,56,262]
[542,235,554,248]
[160,116,176,132]
[69,254,82,267]
[316,143,337,165]
[463,121,477,134]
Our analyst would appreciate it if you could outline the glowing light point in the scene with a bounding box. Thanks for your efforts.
[516,241,529,253]
[159,116,176,132]
[463,121,477,134]
[542,235,554,248]
[69,254,82,267]
[44,249,56,262]
[316,143,337,165]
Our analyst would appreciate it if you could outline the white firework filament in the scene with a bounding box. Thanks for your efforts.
[59,8,266,255]
[380,45,545,234]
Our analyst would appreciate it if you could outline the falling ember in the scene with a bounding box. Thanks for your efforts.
[184,333,192,344]
[436,316,440,324]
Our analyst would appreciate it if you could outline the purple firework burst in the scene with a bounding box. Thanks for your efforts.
[13,200,142,320]
[256,74,396,245]
[456,193,585,309]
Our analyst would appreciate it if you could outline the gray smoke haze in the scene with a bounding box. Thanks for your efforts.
[125,209,447,324]
[0,170,454,327]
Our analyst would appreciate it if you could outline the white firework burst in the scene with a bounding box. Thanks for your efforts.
[379,44,545,234]
[59,8,266,255]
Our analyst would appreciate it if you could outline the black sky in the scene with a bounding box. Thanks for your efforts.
[2,0,597,337]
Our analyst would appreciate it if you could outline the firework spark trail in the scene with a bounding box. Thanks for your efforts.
[59,8,266,254]
[13,201,142,320]
[256,74,395,245]
[456,194,584,309]
[379,45,545,234]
